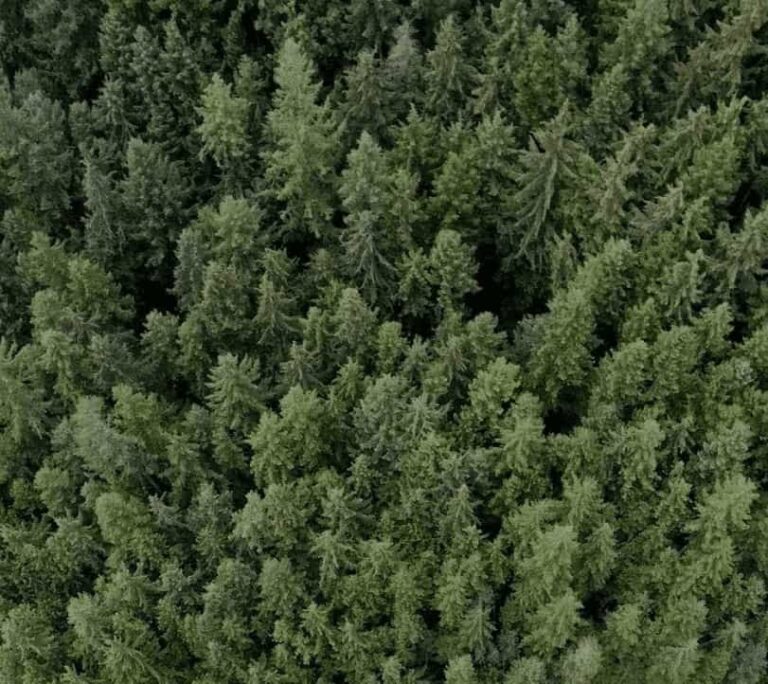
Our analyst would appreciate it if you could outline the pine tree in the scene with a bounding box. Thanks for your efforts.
[206,352,263,433]
[524,590,582,657]
[676,0,768,113]
[82,145,122,267]
[384,22,424,121]
[600,0,672,113]
[445,655,477,684]
[340,49,389,144]
[262,37,340,240]
[197,73,251,190]
[428,229,479,314]
[255,269,299,357]
[346,0,400,52]
[119,137,190,275]
[505,106,583,268]
[431,111,517,246]
[0,89,73,224]
[527,286,594,406]
[339,132,403,307]
[512,17,588,130]
[0,604,61,683]
[18,0,102,100]
[560,637,602,683]
[425,15,477,122]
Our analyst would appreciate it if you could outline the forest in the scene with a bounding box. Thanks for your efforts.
[2,0,768,681]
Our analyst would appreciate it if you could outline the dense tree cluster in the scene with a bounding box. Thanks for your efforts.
[3,0,768,681]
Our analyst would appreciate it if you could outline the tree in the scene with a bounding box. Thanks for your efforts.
[430,111,517,246]
[504,106,584,268]
[680,474,757,595]
[0,338,47,444]
[425,15,477,122]
[0,89,73,224]
[445,655,477,684]
[206,352,263,433]
[262,37,340,240]
[13,0,102,100]
[428,229,479,314]
[384,22,425,122]
[527,286,594,406]
[94,491,163,566]
[717,205,768,296]
[676,1,768,113]
[345,0,400,53]
[524,590,582,657]
[82,146,121,267]
[0,604,61,683]
[339,132,404,307]
[197,73,251,190]
[118,137,190,280]
[340,50,389,144]
[255,268,300,358]
[560,637,602,683]
[512,17,588,130]
[599,0,671,105]
[249,385,330,486]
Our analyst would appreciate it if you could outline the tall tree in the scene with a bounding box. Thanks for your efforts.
[262,37,340,240]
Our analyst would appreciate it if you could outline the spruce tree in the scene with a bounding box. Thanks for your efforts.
[262,36,340,240]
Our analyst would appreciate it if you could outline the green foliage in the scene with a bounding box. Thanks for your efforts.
[3,2,768,682]
[425,15,477,122]
[339,132,405,306]
[198,73,251,187]
[262,36,340,240]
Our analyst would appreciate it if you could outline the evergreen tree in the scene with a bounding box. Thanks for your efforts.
[504,106,585,268]
[262,37,340,240]
[198,73,251,191]
[425,15,477,122]
[339,132,407,307]
[340,49,389,144]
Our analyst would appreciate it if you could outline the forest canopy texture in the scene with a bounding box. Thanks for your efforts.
[3,0,768,682]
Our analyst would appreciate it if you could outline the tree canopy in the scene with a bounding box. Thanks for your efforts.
[2,1,768,682]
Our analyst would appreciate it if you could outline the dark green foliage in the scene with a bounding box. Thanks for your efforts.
[3,2,768,683]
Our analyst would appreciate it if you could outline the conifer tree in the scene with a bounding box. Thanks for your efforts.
[340,49,389,144]
[504,106,583,268]
[262,37,340,240]
[384,22,425,121]
[119,137,190,277]
[512,17,588,130]
[428,229,479,314]
[425,15,477,122]
[198,73,251,190]
[339,132,404,307]
[0,89,73,224]
[431,111,517,246]
[346,0,400,53]
[676,0,768,113]
[82,146,121,267]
